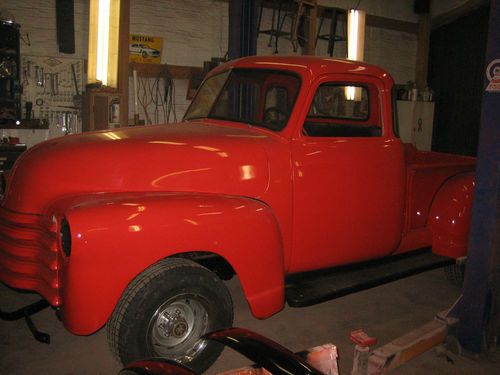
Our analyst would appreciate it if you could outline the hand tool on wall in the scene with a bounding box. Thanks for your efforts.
[71,63,79,95]
[35,66,44,86]
[25,101,32,120]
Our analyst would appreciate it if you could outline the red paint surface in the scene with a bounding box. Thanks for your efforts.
[0,56,475,335]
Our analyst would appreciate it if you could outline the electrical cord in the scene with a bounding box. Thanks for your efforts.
[138,76,153,124]
[163,76,176,123]
[137,73,177,125]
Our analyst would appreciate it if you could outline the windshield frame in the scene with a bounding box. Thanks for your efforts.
[183,68,302,132]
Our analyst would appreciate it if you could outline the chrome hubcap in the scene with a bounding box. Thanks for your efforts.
[157,306,190,341]
[148,296,208,362]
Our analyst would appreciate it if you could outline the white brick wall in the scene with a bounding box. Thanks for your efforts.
[128,0,228,124]
[130,0,228,66]
[364,27,417,84]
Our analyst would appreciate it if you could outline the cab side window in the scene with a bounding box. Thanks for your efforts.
[304,83,382,137]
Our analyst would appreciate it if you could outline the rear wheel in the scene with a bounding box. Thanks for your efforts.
[107,258,233,373]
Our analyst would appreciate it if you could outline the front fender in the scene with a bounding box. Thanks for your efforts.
[427,173,475,258]
[54,192,285,335]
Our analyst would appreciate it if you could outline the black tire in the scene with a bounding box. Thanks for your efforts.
[444,263,466,287]
[141,50,147,58]
[107,258,233,373]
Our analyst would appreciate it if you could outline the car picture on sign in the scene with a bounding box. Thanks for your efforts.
[129,34,163,64]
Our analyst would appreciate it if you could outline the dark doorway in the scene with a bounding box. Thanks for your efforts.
[428,5,490,156]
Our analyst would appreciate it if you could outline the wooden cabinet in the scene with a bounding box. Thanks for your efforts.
[83,91,122,132]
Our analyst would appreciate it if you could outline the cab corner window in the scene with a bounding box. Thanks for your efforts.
[304,83,382,137]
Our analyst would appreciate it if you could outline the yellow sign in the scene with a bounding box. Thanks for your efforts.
[129,34,163,64]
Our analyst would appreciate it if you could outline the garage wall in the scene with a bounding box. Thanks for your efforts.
[2,0,419,145]
[0,0,88,147]
[130,0,228,67]
[128,0,229,124]
[1,0,89,58]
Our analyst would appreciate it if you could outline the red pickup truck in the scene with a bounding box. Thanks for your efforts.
[0,56,475,372]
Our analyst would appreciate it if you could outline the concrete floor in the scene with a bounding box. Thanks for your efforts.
[1,269,499,374]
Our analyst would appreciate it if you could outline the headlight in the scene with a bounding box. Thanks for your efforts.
[60,218,72,257]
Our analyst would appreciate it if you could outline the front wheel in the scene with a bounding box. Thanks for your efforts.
[107,258,233,373]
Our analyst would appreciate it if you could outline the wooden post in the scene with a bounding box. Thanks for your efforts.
[118,0,130,126]
[300,0,317,56]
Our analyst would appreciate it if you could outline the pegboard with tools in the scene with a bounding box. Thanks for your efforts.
[21,55,84,135]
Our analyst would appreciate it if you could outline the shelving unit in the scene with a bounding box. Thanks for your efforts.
[0,21,21,127]
[82,90,121,131]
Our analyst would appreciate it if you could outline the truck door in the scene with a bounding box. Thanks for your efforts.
[290,74,406,272]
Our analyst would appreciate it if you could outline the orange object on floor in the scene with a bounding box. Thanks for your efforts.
[350,329,377,347]
[218,343,338,375]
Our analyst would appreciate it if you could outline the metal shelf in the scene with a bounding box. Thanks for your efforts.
[0,119,48,130]
[129,62,202,79]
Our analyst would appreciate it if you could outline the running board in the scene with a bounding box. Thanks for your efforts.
[285,248,454,307]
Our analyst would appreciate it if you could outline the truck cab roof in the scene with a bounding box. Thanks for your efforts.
[210,56,394,86]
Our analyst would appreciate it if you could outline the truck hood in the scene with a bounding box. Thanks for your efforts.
[3,122,274,214]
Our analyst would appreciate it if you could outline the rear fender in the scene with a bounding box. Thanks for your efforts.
[54,193,285,335]
[427,173,475,258]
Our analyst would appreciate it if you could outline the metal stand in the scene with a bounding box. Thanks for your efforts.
[316,8,347,57]
[0,299,51,344]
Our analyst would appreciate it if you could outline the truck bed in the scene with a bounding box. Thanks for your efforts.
[400,143,476,251]
[404,143,476,169]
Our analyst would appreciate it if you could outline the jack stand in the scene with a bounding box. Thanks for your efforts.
[0,299,51,344]
[352,345,370,375]
[350,329,377,375]
[367,309,458,374]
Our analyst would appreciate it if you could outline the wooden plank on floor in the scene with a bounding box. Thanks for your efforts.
[368,319,448,374]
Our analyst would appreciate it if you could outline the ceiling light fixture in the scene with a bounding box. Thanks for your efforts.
[346,8,366,101]
[88,0,120,87]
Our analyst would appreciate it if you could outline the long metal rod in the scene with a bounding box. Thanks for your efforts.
[0,299,51,344]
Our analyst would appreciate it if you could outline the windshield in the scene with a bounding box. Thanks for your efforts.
[184,69,301,131]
